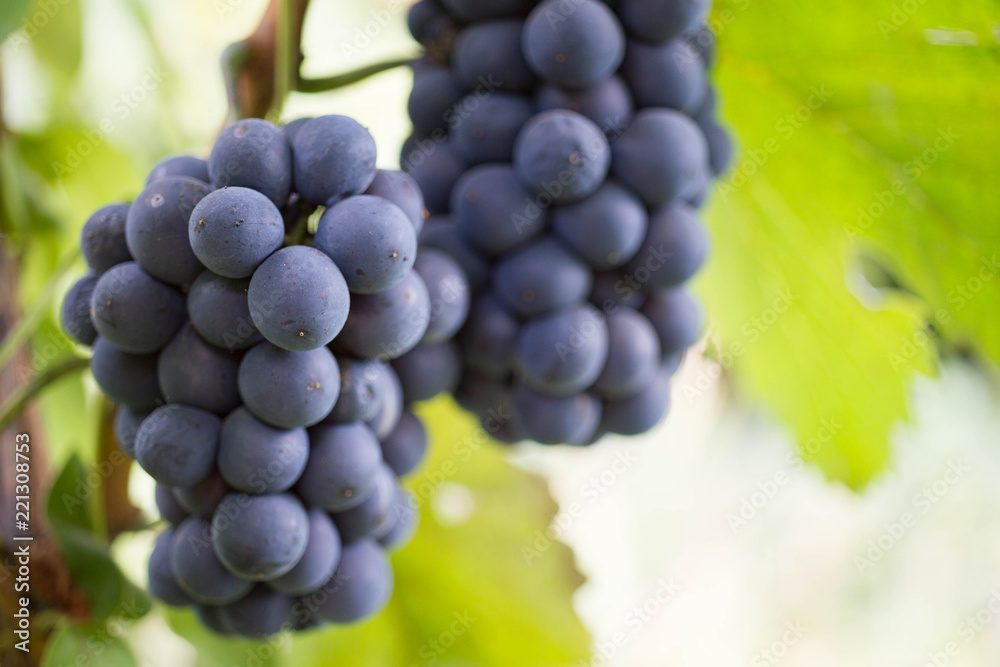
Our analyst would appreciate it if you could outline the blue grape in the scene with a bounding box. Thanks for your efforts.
[453,93,533,164]
[188,187,285,279]
[147,155,210,186]
[551,181,648,270]
[314,539,393,624]
[625,203,708,290]
[149,528,192,607]
[333,271,430,361]
[218,407,309,494]
[218,585,294,639]
[89,338,161,411]
[592,307,661,399]
[81,203,131,274]
[61,273,98,346]
[452,20,534,92]
[170,517,253,605]
[702,121,733,175]
[408,0,452,44]
[328,358,387,424]
[211,492,310,581]
[331,464,396,542]
[248,246,351,351]
[158,324,242,416]
[455,371,512,417]
[135,404,221,488]
[513,384,602,445]
[619,0,709,42]
[442,0,536,21]
[589,269,647,311]
[451,164,547,256]
[513,110,611,204]
[523,0,625,89]
[420,216,490,290]
[408,65,464,136]
[515,304,610,396]
[402,139,467,215]
[315,196,417,295]
[534,76,635,135]
[297,422,383,512]
[623,39,706,114]
[391,341,462,404]
[366,363,404,439]
[688,24,716,67]
[378,410,428,477]
[155,483,189,525]
[602,369,671,435]
[125,176,212,286]
[173,469,231,519]
[292,115,377,206]
[209,118,292,207]
[114,406,148,459]
[90,261,186,354]
[378,490,419,551]
[282,117,313,144]
[414,248,470,344]
[458,294,519,379]
[493,237,593,317]
[364,169,427,236]
[663,349,685,376]
[195,605,234,635]
[238,342,341,429]
[268,509,342,596]
[611,109,709,208]
[640,288,703,356]
[187,271,262,351]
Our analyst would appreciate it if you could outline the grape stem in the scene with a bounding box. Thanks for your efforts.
[296,55,417,94]
[0,357,89,433]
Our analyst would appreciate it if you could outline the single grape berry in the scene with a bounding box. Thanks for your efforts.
[188,187,285,279]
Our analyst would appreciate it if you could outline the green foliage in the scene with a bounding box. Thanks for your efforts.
[0,0,31,43]
[42,622,137,667]
[702,0,1000,487]
[166,397,591,666]
[46,455,151,623]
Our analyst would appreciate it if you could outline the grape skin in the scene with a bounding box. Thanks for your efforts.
[170,517,253,605]
[333,271,431,361]
[90,261,186,354]
[248,246,351,351]
[514,304,610,397]
[61,273,98,346]
[391,341,462,404]
[452,164,547,257]
[268,508,342,596]
[80,203,132,274]
[157,323,242,416]
[188,186,285,279]
[513,110,611,204]
[238,342,341,429]
[379,410,429,477]
[147,155,210,186]
[218,407,310,495]
[414,248,471,344]
[89,338,161,411]
[493,237,593,318]
[135,404,221,488]
[209,118,292,207]
[314,539,393,624]
[296,422,383,512]
[187,271,262,351]
[523,0,626,89]
[211,492,310,581]
[292,115,377,206]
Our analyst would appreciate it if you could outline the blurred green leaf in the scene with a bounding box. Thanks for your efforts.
[47,455,152,623]
[169,397,590,666]
[29,0,83,85]
[42,622,137,667]
[0,0,31,44]
[703,0,1000,486]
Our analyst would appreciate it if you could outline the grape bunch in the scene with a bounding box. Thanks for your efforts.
[59,115,459,638]
[401,0,731,445]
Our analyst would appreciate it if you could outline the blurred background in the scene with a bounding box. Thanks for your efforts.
[1,0,999,665]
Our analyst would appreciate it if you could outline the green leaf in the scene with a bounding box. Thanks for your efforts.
[47,455,152,623]
[170,398,591,666]
[42,622,137,667]
[0,0,31,44]
[702,0,999,486]
[29,0,83,84]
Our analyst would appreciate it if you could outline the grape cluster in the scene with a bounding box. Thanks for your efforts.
[60,115,464,638]
[402,0,731,445]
